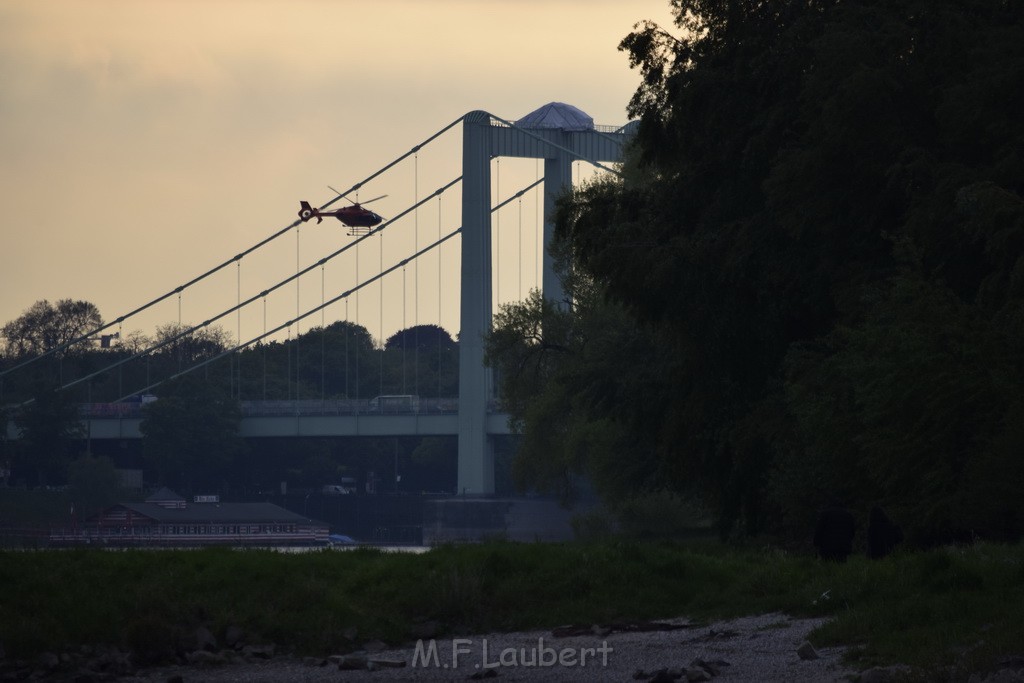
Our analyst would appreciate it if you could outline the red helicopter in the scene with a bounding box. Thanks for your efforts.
[298,193,386,229]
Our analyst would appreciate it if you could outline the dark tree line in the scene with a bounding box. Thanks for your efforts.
[1,300,460,490]
[487,0,1024,546]
[1,308,458,406]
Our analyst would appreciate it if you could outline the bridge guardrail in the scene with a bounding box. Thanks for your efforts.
[76,398,464,419]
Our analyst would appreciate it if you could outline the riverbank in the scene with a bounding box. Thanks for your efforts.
[122,614,855,682]
[2,541,1022,678]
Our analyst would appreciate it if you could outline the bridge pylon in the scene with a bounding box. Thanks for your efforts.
[457,105,634,495]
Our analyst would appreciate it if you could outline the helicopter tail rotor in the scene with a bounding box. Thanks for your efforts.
[298,201,322,224]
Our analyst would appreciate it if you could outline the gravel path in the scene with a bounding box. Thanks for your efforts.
[124,613,856,682]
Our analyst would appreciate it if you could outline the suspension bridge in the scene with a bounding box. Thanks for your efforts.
[2,103,634,496]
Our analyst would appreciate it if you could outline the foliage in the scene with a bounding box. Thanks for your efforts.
[1,541,1023,676]
[0,298,461,491]
[11,387,84,486]
[139,376,244,490]
[485,284,672,505]
[0,299,103,358]
[66,454,123,518]
[615,490,712,540]
[527,0,1024,544]
[385,324,456,352]
[152,322,233,367]
[1,311,460,408]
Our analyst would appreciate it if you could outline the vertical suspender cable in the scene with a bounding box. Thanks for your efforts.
[414,151,419,401]
[0,117,467,386]
[495,158,500,309]
[518,196,523,301]
[262,297,267,400]
[438,195,443,400]
[321,265,326,405]
[344,299,350,401]
[354,241,360,402]
[295,226,301,402]
[379,231,384,398]
[236,260,241,399]
[117,321,123,401]
[402,266,407,395]
[177,292,183,372]
[535,160,540,290]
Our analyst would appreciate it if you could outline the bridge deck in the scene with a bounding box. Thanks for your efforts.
[6,401,513,440]
[83,413,511,439]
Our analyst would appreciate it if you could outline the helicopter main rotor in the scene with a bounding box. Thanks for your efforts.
[328,185,387,207]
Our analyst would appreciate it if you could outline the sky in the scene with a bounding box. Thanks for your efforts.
[0,0,676,350]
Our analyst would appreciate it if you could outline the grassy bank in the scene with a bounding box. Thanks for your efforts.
[1,541,1021,674]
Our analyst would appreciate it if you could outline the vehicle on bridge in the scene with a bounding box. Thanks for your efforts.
[323,477,359,495]
[368,395,420,413]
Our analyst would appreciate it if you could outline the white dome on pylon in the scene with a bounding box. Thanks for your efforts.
[515,102,594,131]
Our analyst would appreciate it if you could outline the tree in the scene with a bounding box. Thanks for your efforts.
[485,277,677,507]
[1,299,103,358]
[12,388,84,486]
[548,0,1024,542]
[152,323,232,366]
[140,376,244,491]
[385,324,456,353]
[67,454,122,517]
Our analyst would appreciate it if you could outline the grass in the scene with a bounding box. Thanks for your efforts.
[0,540,1021,675]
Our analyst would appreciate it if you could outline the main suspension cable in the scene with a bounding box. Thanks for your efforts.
[108,177,545,402]
[0,115,466,381]
[42,176,464,402]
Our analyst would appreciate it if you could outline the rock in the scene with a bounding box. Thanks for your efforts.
[468,669,498,679]
[706,628,739,640]
[859,665,908,682]
[686,667,712,682]
[649,668,680,682]
[38,652,60,670]
[70,668,104,683]
[337,654,368,670]
[859,666,891,682]
[185,649,228,666]
[592,624,613,637]
[362,639,388,653]
[369,657,407,668]
[691,657,729,676]
[633,669,649,680]
[241,643,276,659]
[302,656,327,666]
[195,625,217,651]
[796,641,819,660]
[224,624,244,649]
[969,671,1024,683]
